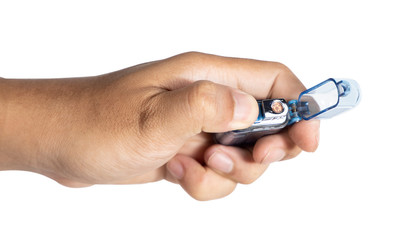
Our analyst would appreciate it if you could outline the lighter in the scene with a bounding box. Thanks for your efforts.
[214,78,361,146]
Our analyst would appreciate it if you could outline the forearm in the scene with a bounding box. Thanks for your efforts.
[0,76,100,172]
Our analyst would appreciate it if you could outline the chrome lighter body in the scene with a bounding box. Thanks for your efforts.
[214,99,289,145]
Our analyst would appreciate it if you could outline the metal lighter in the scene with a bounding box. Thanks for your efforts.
[214,78,361,146]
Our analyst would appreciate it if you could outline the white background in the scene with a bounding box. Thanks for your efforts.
[1,0,410,239]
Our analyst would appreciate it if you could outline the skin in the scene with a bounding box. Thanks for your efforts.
[0,52,320,201]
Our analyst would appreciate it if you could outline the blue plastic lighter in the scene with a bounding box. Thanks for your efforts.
[214,78,361,146]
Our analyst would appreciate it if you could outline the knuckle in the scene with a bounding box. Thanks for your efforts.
[239,176,258,185]
[187,174,236,201]
[189,186,232,202]
[187,81,234,130]
[171,52,211,75]
[268,62,294,79]
[272,62,291,72]
[170,52,209,69]
[236,167,266,185]
[187,178,213,201]
[177,51,207,62]
[187,80,219,116]
[285,147,302,160]
[190,190,212,201]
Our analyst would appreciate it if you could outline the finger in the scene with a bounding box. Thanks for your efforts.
[267,64,306,100]
[288,120,320,152]
[144,80,259,146]
[166,154,237,201]
[253,131,302,164]
[156,52,288,99]
[203,145,268,184]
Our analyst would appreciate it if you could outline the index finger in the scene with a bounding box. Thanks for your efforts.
[153,52,306,100]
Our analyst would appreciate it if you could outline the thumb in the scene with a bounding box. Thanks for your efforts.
[147,80,258,143]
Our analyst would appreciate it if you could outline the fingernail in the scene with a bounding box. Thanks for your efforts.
[167,161,184,180]
[207,151,234,173]
[262,149,286,164]
[231,90,254,129]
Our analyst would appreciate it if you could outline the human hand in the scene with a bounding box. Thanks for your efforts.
[0,52,319,200]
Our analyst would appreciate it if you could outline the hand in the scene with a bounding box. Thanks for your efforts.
[0,52,320,200]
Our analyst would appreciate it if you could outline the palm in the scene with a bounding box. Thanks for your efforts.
[106,133,213,185]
